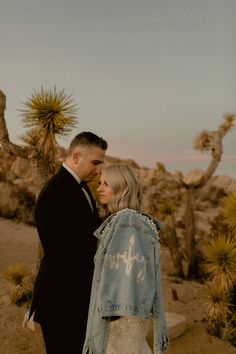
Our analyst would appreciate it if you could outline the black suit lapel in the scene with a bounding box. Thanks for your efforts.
[81,182,98,214]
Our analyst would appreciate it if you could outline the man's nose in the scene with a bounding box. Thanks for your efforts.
[95,165,102,175]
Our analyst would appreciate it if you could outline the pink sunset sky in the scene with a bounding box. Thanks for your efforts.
[107,140,236,177]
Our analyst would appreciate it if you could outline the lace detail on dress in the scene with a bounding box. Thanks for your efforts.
[106,316,152,354]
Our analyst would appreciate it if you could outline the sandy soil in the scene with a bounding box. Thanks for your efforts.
[0,217,235,354]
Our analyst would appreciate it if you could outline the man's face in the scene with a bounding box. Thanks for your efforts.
[73,146,105,182]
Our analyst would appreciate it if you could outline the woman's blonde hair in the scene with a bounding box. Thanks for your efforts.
[101,163,142,213]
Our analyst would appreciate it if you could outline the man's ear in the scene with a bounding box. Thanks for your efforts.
[72,151,81,164]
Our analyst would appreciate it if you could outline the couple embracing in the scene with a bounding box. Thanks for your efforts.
[29,131,169,354]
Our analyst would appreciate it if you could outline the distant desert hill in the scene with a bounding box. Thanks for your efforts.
[0,146,236,229]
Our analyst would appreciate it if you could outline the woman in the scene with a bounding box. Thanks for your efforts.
[83,164,169,354]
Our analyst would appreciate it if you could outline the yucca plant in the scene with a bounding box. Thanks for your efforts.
[223,193,236,233]
[19,86,78,173]
[204,234,236,292]
[3,263,32,305]
[222,310,236,346]
[206,281,232,337]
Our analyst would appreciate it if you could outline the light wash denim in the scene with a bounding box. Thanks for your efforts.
[83,209,169,354]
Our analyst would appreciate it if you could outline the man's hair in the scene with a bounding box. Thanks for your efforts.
[68,131,108,155]
[101,163,142,213]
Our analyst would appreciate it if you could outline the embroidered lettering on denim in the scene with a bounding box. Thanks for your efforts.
[108,235,146,283]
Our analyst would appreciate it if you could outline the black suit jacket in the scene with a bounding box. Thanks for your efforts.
[30,167,99,323]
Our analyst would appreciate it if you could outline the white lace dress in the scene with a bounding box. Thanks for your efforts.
[106,316,152,354]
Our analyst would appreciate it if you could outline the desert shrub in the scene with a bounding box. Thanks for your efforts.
[14,187,36,225]
[0,181,35,225]
[207,212,231,237]
[206,281,232,337]
[0,182,19,218]
[3,263,32,305]
[0,170,8,182]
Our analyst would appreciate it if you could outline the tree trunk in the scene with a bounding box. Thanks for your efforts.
[184,188,199,279]
[165,214,184,278]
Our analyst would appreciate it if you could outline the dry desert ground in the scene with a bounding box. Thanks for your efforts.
[0,217,235,354]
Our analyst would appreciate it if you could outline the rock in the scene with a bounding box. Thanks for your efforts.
[105,155,140,169]
[11,157,31,178]
[183,168,205,185]
[211,175,236,193]
[165,312,186,340]
[146,312,186,348]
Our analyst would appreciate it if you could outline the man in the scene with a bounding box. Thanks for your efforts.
[29,132,108,353]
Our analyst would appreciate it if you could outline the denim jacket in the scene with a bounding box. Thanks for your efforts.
[83,208,169,354]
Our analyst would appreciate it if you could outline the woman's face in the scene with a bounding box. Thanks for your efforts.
[97,173,114,204]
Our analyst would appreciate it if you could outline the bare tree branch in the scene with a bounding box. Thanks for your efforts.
[0,90,30,159]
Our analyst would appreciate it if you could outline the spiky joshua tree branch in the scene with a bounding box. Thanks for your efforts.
[0,87,78,192]
[181,114,235,279]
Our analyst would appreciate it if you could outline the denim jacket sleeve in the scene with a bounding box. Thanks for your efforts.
[153,241,169,353]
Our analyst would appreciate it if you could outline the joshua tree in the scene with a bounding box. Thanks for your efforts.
[179,115,235,279]
[0,87,78,193]
[0,87,77,192]
[160,204,184,278]
[0,87,78,276]
[146,170,184,278]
